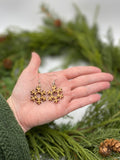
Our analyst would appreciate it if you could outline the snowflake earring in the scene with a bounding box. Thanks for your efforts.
[47,80,64,103]
[30,81,46,105]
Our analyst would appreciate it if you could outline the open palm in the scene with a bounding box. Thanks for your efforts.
[7,52,113,132]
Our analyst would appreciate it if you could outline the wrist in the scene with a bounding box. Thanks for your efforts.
[7,96,26,133]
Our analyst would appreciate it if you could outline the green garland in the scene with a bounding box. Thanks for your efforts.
[1,4,120,159]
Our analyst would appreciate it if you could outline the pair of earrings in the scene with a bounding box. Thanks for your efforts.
[30,81,64,105]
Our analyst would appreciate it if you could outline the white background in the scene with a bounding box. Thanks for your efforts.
[0,0,119,124]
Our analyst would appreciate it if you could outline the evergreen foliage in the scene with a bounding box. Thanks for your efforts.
[1,4,120,159]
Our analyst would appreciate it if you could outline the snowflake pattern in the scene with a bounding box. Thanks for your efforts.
[47,84,64,103]
[30,85,46,104]
[30,84,64,105]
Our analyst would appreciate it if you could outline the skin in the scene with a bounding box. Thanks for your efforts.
[7,52,113,132]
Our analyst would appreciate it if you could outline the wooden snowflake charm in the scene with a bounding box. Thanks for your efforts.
[30,81,64,104]
[47,83,64,103]
[30,85,46,105]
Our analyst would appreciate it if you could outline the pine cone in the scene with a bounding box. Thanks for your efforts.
[54,19,61,27]
[0,36,7,42]
[3,58,13,69]
[99,138,120,157]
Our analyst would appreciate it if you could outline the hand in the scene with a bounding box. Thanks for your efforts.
[7,52,113,132]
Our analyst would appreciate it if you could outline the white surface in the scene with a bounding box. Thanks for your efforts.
[0,0,119,124]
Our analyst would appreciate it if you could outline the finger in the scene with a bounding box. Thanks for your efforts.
[66,94,101,114]
[63,66,101,79]
[71,82,110,99]
[70,72,113,89]
[26,52,41,73]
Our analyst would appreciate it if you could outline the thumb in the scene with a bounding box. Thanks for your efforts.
[27,52,41,73]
